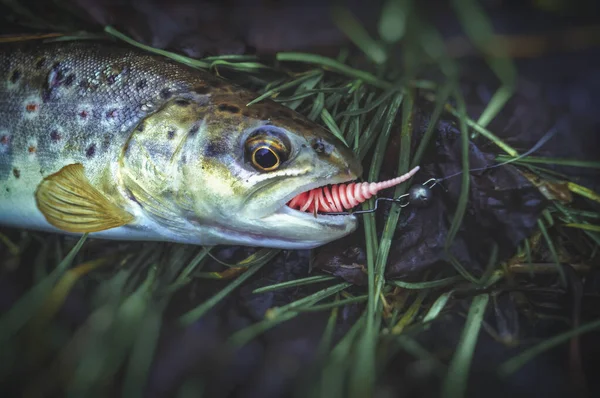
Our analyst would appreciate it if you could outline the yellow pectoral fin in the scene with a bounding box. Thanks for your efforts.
[35,163,134,233]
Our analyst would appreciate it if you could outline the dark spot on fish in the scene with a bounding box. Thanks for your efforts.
[102,134,112,150]
[193,85,211,95]
[86,144,96,158]
[10,70,21,84]
[12,168,20,179]
[160,88,173,99]
[26,103,39,112]
[136,79,147,90]
[5,188,9,193]
[28,145,36,154]
[79,110,88,119]
[312,138,325,153]
[182,155,187,164]
[106,109,118,119]
[218,103,240,114]
[35,57,47,69]
[311,138,333,155]
[50,130,61,141]
[189,123,200,136]
[0,135,10,145]
[136,122,145,132]
[204,141,222,157]
[43,62,71,102]
[64,74,75,87]
[78,80,98,91]
[175,99,191,107]
[106,74,117,85]
[167,130,176,140]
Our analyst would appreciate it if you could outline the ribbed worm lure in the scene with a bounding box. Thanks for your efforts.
[287,165,438,216]
[288,118,561,218]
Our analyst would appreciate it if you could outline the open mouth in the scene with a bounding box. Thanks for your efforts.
[285,166,421,217]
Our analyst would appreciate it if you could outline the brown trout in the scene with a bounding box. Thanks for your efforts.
[0,39,417,248]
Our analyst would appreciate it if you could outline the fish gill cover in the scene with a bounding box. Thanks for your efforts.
[0,0,600,397]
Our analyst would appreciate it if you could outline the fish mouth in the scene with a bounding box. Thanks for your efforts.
[274,177,359,222]
[273,165,421,221]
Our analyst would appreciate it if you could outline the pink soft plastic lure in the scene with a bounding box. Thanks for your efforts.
[287,166,420,213]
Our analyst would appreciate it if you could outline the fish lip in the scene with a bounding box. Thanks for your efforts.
[277,205,357,224]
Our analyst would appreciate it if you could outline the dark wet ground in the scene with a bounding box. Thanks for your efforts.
[1,0,600,397]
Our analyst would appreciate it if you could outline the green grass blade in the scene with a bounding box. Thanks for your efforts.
[336,88,397,117]
[395,335,447,374]
[164,246,212,294]
[178,250,278,326]
[357,99,391,161]
[0,234,87,345]
[247,70,323,106]
[392,290,428,333]
[495,155,600,169]
[374,91,414,303]
[411,82,453,168]
[297,295,368,312]
[390,275,464,290]
[316,297,340,358]
[105,26,210,69]
[451,0,517,84]
[209,60,271,73]
[441,294,490,398]
[308,91,326,121]
[277,52,393,90]
[423,291,454,322]
[350,91,407,398]
[428,97,518,156]
[252,275,337,294]
[378,0,411,43]
[443,90,477,286]
[321,108,349,146]
[229,312,298,347]
[267,282,352,318]
[475,85,514,133]
[321,315,365,398]
[498,317,600,377]
[444,89,470,249]
[121,301,165,398]
[333,5,387,64]
[537,218,567,287]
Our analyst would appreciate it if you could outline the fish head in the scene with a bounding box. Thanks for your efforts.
[121,90,363,249]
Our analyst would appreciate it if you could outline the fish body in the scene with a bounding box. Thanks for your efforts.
[0,39,364,249]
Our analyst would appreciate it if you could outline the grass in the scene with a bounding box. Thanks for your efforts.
[1,1,599,397]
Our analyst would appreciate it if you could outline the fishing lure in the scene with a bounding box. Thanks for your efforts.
[287,166,423,215]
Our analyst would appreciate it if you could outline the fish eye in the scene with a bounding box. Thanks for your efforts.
[245,127,291,172]
[252,146,280,171]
